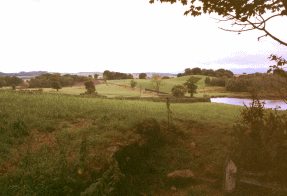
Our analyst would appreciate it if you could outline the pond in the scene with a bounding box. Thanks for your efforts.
[210,97,287,110]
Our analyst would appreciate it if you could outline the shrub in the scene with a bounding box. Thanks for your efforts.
[231,100,287,175]
[130,79,137,89]
[209,77,226,86]
[171,85,187,98]
[139,73,147,79]
[84,80,96,94]
[51,81,62,91]
[204,77,211,85]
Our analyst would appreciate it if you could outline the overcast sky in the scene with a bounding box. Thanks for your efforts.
[0,0,286,73]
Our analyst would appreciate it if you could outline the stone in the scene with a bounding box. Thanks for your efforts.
[107,146,119,153]
[189,142,196,148]
[224,158,237,193]
[167,170,196,186]
[171,186,177,191]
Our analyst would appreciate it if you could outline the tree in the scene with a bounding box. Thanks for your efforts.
[103,74,108,85]
[177,73,185,77]
[139,73,147,79]
[150,0,287,47]
[84,80,96,94]
[94,74,99,80]
[11,76,23,87]
[184,68,192,75]
[51,81,62,92]
[191,67,202,75]
[171,85,188,97]
[151,74,164,93]
[130,79,137,89]
[0,77,6,88]
[204,76,211,85]
[184,76,201,97]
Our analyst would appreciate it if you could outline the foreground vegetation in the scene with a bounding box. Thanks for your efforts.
[0,90,249,195]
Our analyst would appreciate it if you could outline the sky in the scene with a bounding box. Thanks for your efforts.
[0,0,286,74]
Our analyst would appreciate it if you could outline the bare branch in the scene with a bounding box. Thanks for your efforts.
[218,27,255,32]
[258,34,268,41]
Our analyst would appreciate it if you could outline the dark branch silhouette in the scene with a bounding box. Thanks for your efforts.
[150,0,287,46]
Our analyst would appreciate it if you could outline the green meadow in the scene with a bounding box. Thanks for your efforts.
[1,76,283,195]
[0,89,250,195]
[109,76,235,97]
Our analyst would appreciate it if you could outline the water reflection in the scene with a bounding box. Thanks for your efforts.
[210,97,287,110]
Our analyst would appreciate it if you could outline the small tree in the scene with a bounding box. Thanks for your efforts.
[51,81,62,92]
[184,76,201,97]
[94,74,99,80]
[130,79,137,89]
[171,85,187,98]
[150,74,163,93]
[84,80,96,94]
[204,77,211,85]
[0,77,5,88]
[139,73,147,79]
[103,74,108,86]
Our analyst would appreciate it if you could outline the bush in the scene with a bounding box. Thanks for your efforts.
[209,77,226,86]
[84,80,96,94]
[204,77,211,85]
[231,100,287,174]
[171,85,187,98]
[130,79,137,89]
[226,78,250,92]
[51,81,62,91]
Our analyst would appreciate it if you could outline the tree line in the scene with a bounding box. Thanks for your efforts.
[177,67,234,78]
[204,72,287,96]
[103,70,133,80]
[28,73,90,89]
[0,76,23,89]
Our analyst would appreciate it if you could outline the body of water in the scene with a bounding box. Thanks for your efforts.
[210,97,287,110]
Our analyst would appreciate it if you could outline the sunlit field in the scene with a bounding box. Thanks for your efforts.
[109,75,238,97]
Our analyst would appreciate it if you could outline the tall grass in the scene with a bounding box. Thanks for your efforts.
[2,91,280,195]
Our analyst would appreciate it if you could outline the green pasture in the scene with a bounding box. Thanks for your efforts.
[0,90,247,195]
[21,84,156,98]
[109,75,209,93]
[109,75,235,98]
[1,91,282,195]
[96,84,155,98]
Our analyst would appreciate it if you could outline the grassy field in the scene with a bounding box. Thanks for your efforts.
[1,90,286,195]
[12,75,239,98]
[109,76,237,98]
[18,84,157,98]
[0,90,254,195]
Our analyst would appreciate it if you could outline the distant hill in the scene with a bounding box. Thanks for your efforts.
[0,71,48,77]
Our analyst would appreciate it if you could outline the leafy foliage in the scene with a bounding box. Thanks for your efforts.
[150,0,287,46]
[171,85,187,97]
[94,74,99,80]
[130,79,137,89]
[204,76,210,85]
[81,161,124,196]
[178,68,233,78]
[150,74,164,93]
[231,100,287,174]
[29,73,88,88]
[209,76,226,87]
[103,70,133,80]
[84,80,96,94]
[184,76,201,97]
[51,81,62,91]
[139,73,147,79]
[0,76,23,88]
